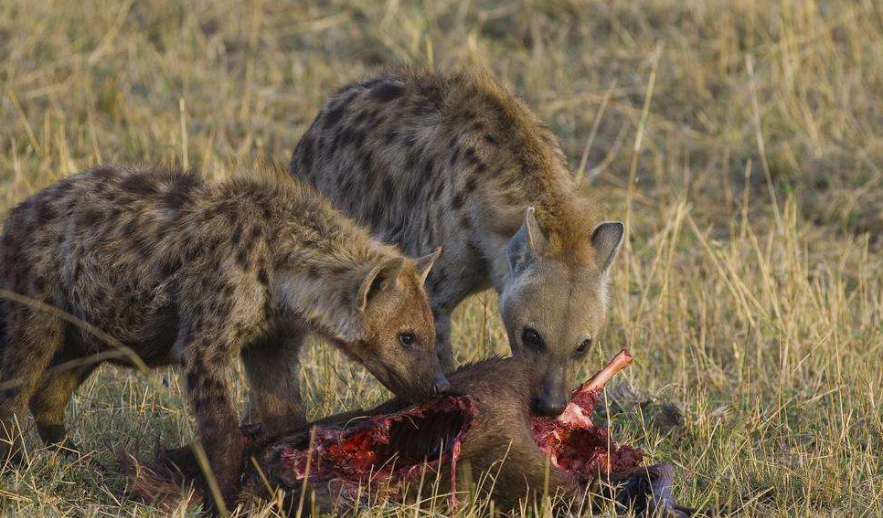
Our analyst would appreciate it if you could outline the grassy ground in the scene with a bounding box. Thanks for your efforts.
[1,0,882,516]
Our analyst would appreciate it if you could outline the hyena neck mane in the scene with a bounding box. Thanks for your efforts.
[435,70,603,289]
[241,181,404,343]
[269,250,398,343]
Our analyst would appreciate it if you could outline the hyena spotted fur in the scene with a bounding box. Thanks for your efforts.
[0,165,446,505]
[290,68,624,417]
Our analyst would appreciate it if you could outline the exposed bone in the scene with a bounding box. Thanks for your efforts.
[578,349,633,394]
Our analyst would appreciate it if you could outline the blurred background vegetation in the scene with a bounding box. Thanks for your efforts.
[1,1,882,516]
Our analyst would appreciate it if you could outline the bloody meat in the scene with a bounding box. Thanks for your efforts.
[124,350,690,516]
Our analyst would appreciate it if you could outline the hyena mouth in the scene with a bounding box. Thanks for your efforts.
[275,395,476,502]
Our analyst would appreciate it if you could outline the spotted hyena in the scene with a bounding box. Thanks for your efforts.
[0,165,446,507]
[289,68,624,418]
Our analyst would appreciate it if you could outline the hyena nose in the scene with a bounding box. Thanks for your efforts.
[433,375,451,396]
[534,395,568,417]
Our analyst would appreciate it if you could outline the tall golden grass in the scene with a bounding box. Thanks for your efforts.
[1,0,882,516]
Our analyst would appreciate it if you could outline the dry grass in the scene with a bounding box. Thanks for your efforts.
[1,0,882,516]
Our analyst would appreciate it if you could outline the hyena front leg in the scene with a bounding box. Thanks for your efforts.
[29,364,97,450]
[241,321,308,432]
[0,310,64,464]
[178,328,245,512]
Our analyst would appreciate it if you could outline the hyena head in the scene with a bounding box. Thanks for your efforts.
[351,248,449,402]
[500,208,624,417]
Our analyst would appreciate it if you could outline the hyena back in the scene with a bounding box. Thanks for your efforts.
[289,68,624,417]
[0,165,445,503]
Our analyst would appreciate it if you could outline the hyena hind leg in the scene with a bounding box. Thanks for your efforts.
[241,322,308,433]
[28,364,97,451]
[0,313,65,463]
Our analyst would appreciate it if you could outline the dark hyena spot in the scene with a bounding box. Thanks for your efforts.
[231,225,242,246]
[451,191,465,210]
[423,159,434,177]
[200,377,224,392]
[164,173,199,211]
[34,201,57,226]
[329,131,343,151]
[352,110,369,127]
[384,129,398,144]
[449,148,460,167]
[381,179,395,203]
[338,126,356,148]
[324,103,347,128]
[371,83,405,102]
[78,208,106,228]
[519,160,530,177]
[483,134,498,146]
[406,151,421,170]
[186,372,199,391]
[133,234,155,258]
[464,176,478,194]
[352,129,367,149]
[431,182,444,201]
[257,269,269,286]
[464,147,477,164]
[362,109,382,128]
[370,203,384,225]
[461,213,472,229]
[236,249,249,268]
[121,173,159,195]
[306,265,321,280]
[160,259,181,278]
[248,225,262,244]
[298,137,315,171]
[122,219,137,237]
[412,101,434,117]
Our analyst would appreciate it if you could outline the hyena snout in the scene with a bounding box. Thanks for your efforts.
[414,365,451,401]
[407,358,451,402]
[432,371,451,396]
[532,368,570,417]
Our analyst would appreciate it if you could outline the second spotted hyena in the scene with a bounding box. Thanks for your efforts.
[0,165,446,506]
[290,68,624,418]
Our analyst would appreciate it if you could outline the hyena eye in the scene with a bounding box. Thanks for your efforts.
[521,327,544,350]
[575,338,592,355]
[398,331,417,348]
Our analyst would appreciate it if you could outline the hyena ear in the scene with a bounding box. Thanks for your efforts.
[590,221,624,273]
[506,207,546,274]
[415,247,442,285]
[357,257,405,312]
